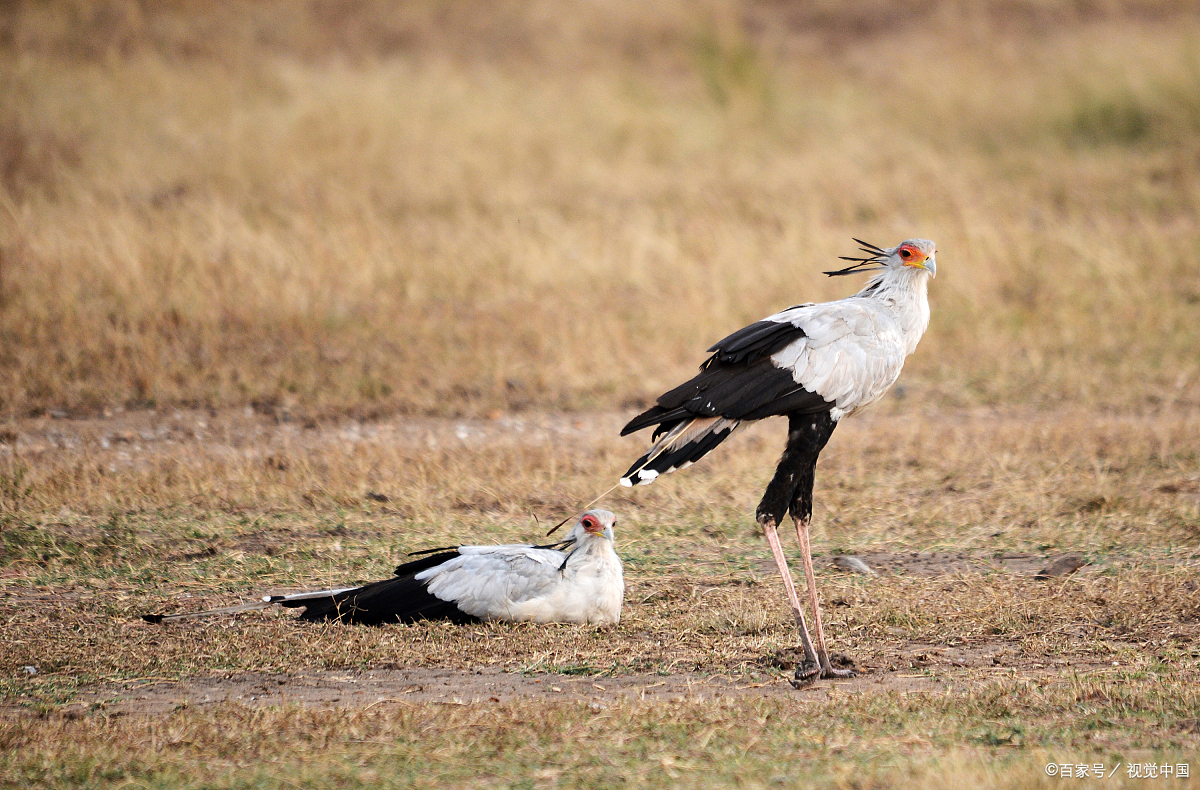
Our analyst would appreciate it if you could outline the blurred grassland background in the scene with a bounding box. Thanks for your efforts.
[3,0,1200,420]
[4,6,1200,787]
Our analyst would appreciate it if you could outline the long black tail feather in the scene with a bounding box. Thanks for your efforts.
[288,575,479,625]
[620,405,673,436]
[289,550,479,625]
[620,417,739,486]
[144,550,480,626]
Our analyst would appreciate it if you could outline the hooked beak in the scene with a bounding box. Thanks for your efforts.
[906,257,936,278]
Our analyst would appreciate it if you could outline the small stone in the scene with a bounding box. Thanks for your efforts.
[1035,553,1086,579]
[832,556,876,575]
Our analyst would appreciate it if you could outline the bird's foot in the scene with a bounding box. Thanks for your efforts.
[789,659,820,689]
[782,652,858,687]
[820,652,859,679]
[821,667,857,679]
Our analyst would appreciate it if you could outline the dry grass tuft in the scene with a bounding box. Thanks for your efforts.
[2,406,1198,787]
[2,677,1198,788]
[3,2,1200,786]
[2,2,1200,417]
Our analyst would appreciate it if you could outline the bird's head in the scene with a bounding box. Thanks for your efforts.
[825,238,937,279]
[569,509,617,542]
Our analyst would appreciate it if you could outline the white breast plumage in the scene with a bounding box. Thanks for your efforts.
[767,300,909,420]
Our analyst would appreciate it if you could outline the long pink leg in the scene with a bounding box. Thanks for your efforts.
[793,514,856,678]
[760,517,820,681]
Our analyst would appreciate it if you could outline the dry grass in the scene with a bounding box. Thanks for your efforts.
[3,2,1200,787]
[1,406,1198,787]
[1,689,1197,789]
[3,405,1200,555]
[3,1,1200,418]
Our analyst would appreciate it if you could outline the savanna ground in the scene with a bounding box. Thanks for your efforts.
[2,1,1200,787]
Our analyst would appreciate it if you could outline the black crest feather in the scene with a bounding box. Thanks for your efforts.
[824,238,889,277]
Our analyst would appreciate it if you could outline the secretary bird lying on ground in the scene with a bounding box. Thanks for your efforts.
[620,238,936,686]
[144,510,623,626]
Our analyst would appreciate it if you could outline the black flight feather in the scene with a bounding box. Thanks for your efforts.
[405,545,459,557]
[622,354,830,437]
[289,550,480,625]
[705,319,807,366]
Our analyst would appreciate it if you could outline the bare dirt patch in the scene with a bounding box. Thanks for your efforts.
[4,405,1199,730]
[820,550,1097,577]
[64,669,799,716]
[57,657,1073,718]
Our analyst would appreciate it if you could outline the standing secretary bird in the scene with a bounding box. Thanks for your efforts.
[145,510,623,626]
[620,238,936,685]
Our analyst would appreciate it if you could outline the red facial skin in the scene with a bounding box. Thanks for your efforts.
[898,243,931,267]
[581,515,610,534]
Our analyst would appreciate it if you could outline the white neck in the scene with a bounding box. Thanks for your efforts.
[858,269,931,356]
[571,535,618,563]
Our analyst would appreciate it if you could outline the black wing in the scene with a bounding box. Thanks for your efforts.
[286,551,480,625]
[622,318,831,437]
[705,314,807,365]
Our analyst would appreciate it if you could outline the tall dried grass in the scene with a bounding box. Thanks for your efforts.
[2,1,1199,418]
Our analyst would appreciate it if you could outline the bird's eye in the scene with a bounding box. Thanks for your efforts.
[582,517,595,527]
[899,249,912,259]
